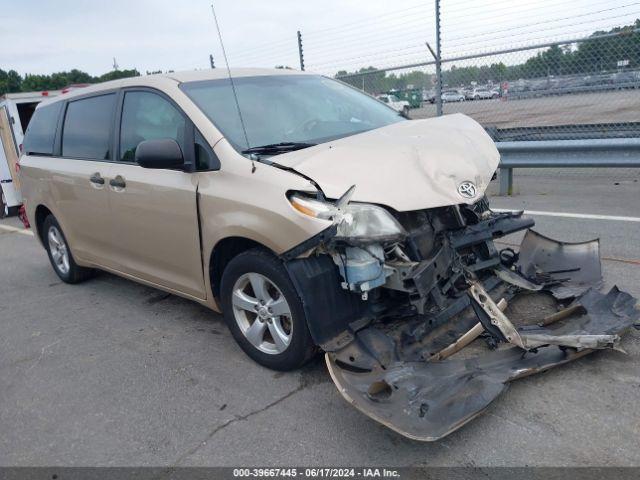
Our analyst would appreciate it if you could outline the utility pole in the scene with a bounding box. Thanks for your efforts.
[297,30,305,71]
[434,0,443,116]
[209,54,215,69]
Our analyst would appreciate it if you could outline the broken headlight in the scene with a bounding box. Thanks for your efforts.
[337,203,406,242]
[289,193,406,242]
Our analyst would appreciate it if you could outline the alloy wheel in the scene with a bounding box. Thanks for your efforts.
[231,272,293,355]
[48,226,70,275]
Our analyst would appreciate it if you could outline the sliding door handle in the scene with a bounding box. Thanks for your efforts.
[109,176,126,189]
[89,173,105,185]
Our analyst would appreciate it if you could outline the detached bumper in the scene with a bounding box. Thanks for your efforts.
[325,230,639,441]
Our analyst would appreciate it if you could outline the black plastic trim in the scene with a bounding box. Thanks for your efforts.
[280,224,337,261]
[285,254,367,346]
[449,213,535,250]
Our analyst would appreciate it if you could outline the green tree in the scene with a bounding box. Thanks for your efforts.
[333,20,640,88]
[0,69,22,95]
[97,68,140,82]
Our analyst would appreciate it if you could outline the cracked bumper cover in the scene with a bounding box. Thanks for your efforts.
[324,229,640,441]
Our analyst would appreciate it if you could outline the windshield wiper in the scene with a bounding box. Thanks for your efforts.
[241,142,316,155]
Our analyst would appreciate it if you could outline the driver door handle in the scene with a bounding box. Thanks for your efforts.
[109,176,126,189]
[89,173,105,185]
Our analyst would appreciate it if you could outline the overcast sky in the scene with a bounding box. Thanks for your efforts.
[1,0,638,77]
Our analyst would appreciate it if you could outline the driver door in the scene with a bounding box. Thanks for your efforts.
[107,89,205,299]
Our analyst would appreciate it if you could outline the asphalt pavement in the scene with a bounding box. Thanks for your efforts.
[1,171,639,467]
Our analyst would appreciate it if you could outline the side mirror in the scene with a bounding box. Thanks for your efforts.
[135,138,184,169]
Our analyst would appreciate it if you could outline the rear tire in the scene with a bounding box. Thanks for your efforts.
[220,248,315,371]
[43,215,94,284]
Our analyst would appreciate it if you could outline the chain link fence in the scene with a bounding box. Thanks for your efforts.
[225,1,640,184]
[330,29,640,143]
[224,2,640,141]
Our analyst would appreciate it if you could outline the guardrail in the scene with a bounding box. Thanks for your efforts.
[487,123,640,142]
[496,138,640,195]
[507,81,640,100]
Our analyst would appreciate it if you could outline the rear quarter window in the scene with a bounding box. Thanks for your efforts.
[62,94,116,160]
[23,102,63,156]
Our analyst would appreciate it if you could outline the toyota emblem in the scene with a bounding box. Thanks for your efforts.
[458,181,477,199]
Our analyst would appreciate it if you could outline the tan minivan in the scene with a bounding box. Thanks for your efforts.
[20,68,637,441]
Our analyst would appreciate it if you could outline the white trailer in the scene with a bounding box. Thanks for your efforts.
[0,90,63,217]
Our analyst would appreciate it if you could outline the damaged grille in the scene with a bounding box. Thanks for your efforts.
[283,194,639,442]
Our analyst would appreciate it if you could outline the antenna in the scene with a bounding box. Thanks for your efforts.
[210,3,253,168]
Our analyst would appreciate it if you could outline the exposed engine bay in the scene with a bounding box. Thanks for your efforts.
[282,192,640,441]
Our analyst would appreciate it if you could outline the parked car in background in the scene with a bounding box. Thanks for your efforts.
[465,88,500,100]
[441,90,465,102]
[423,89,436,104]
[375,94,411,115]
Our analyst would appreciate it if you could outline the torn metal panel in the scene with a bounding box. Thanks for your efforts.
[468,281,633,351]
[517,287,639,349]
[327,345,592,442]
[322,217,638,441]
[517,229,603,299]
[427,321,484,361]
[468,280,525,348]
[283,193,637,441]
[327,286,638,441]
[493,265,542,291]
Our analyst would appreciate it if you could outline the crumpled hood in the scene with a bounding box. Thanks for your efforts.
[275,113,500,212]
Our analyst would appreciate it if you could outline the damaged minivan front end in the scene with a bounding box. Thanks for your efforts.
[277,118,639,442]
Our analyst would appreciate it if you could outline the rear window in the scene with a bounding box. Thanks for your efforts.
[23,102,63,156]
[62,94,116,160]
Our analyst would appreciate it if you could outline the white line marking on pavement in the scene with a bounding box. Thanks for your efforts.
[492,209,640,223]
[0,224,34,236]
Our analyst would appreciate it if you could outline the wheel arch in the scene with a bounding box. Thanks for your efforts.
[209,236,275,302]
[34,204,54,246]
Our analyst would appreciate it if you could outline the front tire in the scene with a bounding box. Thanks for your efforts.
[43,215,94,283]
[220,248,315,371]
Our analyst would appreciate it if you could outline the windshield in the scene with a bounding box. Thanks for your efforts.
[180,74,405,152]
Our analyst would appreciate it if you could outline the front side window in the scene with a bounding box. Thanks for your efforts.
[62,94,115,160]
[23,102,63,156]
[180,75,404,152]
[119,91,186,162]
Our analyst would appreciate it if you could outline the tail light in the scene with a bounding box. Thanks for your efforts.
[19,205,30,229]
